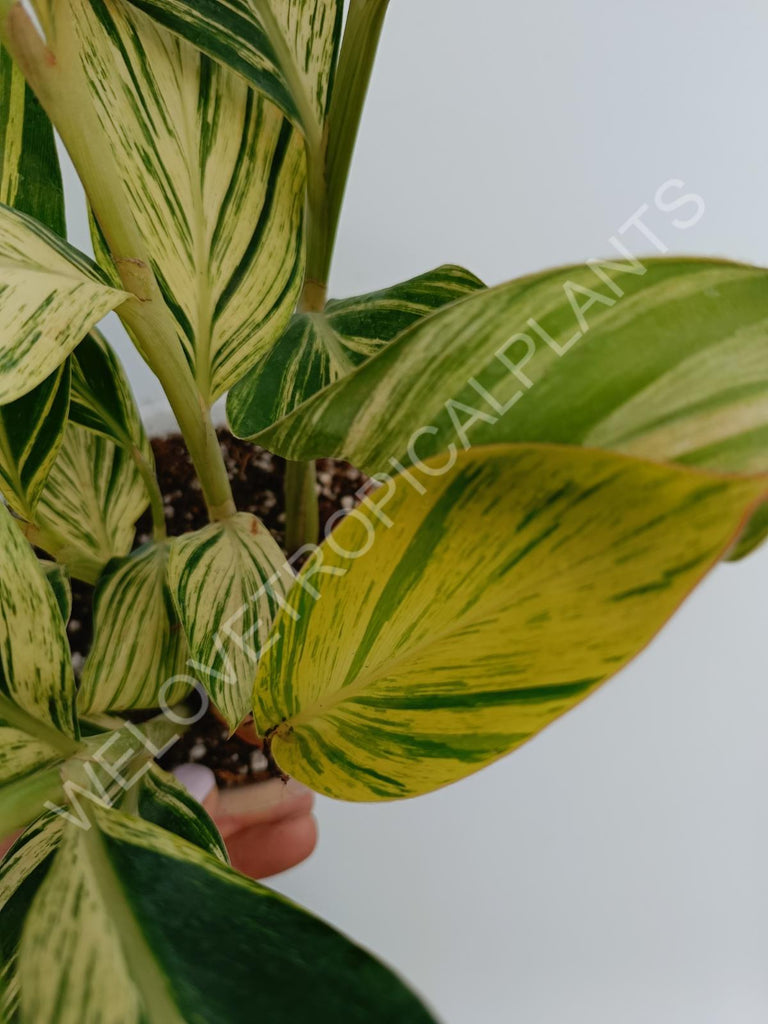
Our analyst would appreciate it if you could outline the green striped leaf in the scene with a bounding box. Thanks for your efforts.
[0,361,70,520]
[254,444,768,801]
[125,0,343,141]
[0,814,64,1022]
[0,504,77,744]
[168,513,289,730]
[70,330,148,453]
[47,0,307,404]
[77,543,190,715]
[0,203,127,405]
[39,561,72,623]
[228,264,485,436]
[0,506,79,825]
[0,43,65,237]
[0,40,72,523]
[17,805,436,1023]
[247,259,768,485]
[33,424,149,584]
[137,764,227,862]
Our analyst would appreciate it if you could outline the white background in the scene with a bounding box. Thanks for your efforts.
[62,1,768,1020]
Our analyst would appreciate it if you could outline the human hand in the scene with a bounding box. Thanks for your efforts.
[0,766,317,879]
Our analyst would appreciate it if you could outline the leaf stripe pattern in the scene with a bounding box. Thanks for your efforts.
[0,815,64,1021]
[16,805,436,1022]
[0,203,127,404]
[168,514,289,729]
[125,0,343,137]
[35,423,149,583]
[0,361,70,520]
[228,264,485,436]
[248,259,768,485]
[0,42,73,520]
[254,445,768,801]
[0,504,77,742]
[70,329,148,452]
[78,543,190,714]
[0,45,65,238]
[51,0,307,403]
[138,764,228,862]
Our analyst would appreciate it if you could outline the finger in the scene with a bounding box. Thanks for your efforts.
[214,778,314,839]
[225,813,318,879]
[0,830,21,861]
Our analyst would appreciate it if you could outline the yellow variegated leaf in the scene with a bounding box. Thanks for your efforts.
[168,513,289,730]
[16,805,436,1022]
[78,543,190,714]
[0,204,127,404]
[33,423,149,584]
[43,0,306,404]
[254,445,768,801]
[251,259,768,480]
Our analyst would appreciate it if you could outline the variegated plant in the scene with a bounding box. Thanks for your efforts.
[0,1,765,1021]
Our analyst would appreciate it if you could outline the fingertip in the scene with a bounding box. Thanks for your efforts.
[226,813,318,879]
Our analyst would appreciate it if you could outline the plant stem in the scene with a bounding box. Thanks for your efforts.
[281,276,327,552]
[284,459,319,553]
[319,0,390,283]
[130,446,167,542]
[0,6,235,522]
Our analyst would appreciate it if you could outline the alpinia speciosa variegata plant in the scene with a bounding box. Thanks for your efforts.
[0,0,765,1020]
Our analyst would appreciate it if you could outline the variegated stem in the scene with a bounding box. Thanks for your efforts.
[323,0,389,277]
[283,280,326,550]
[0,6,236,522]
[130,446,166,542]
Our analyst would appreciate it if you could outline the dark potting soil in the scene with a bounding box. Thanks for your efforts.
[67,429,367,788]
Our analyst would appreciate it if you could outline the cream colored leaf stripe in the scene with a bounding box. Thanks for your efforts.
[168,513,288,730]
[78,542,189,714]
[34,423,149,583]
[0,203,127,405]
[125,0,343,136]
[53,0,307,403]
[255,444,768,801]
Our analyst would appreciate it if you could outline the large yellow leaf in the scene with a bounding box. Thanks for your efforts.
[254,445,767,801]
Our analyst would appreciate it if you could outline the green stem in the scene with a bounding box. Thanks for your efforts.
[130,446,167,542]
[0,6,235,522]
[317,0,390,284]
[284,459,319,553]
